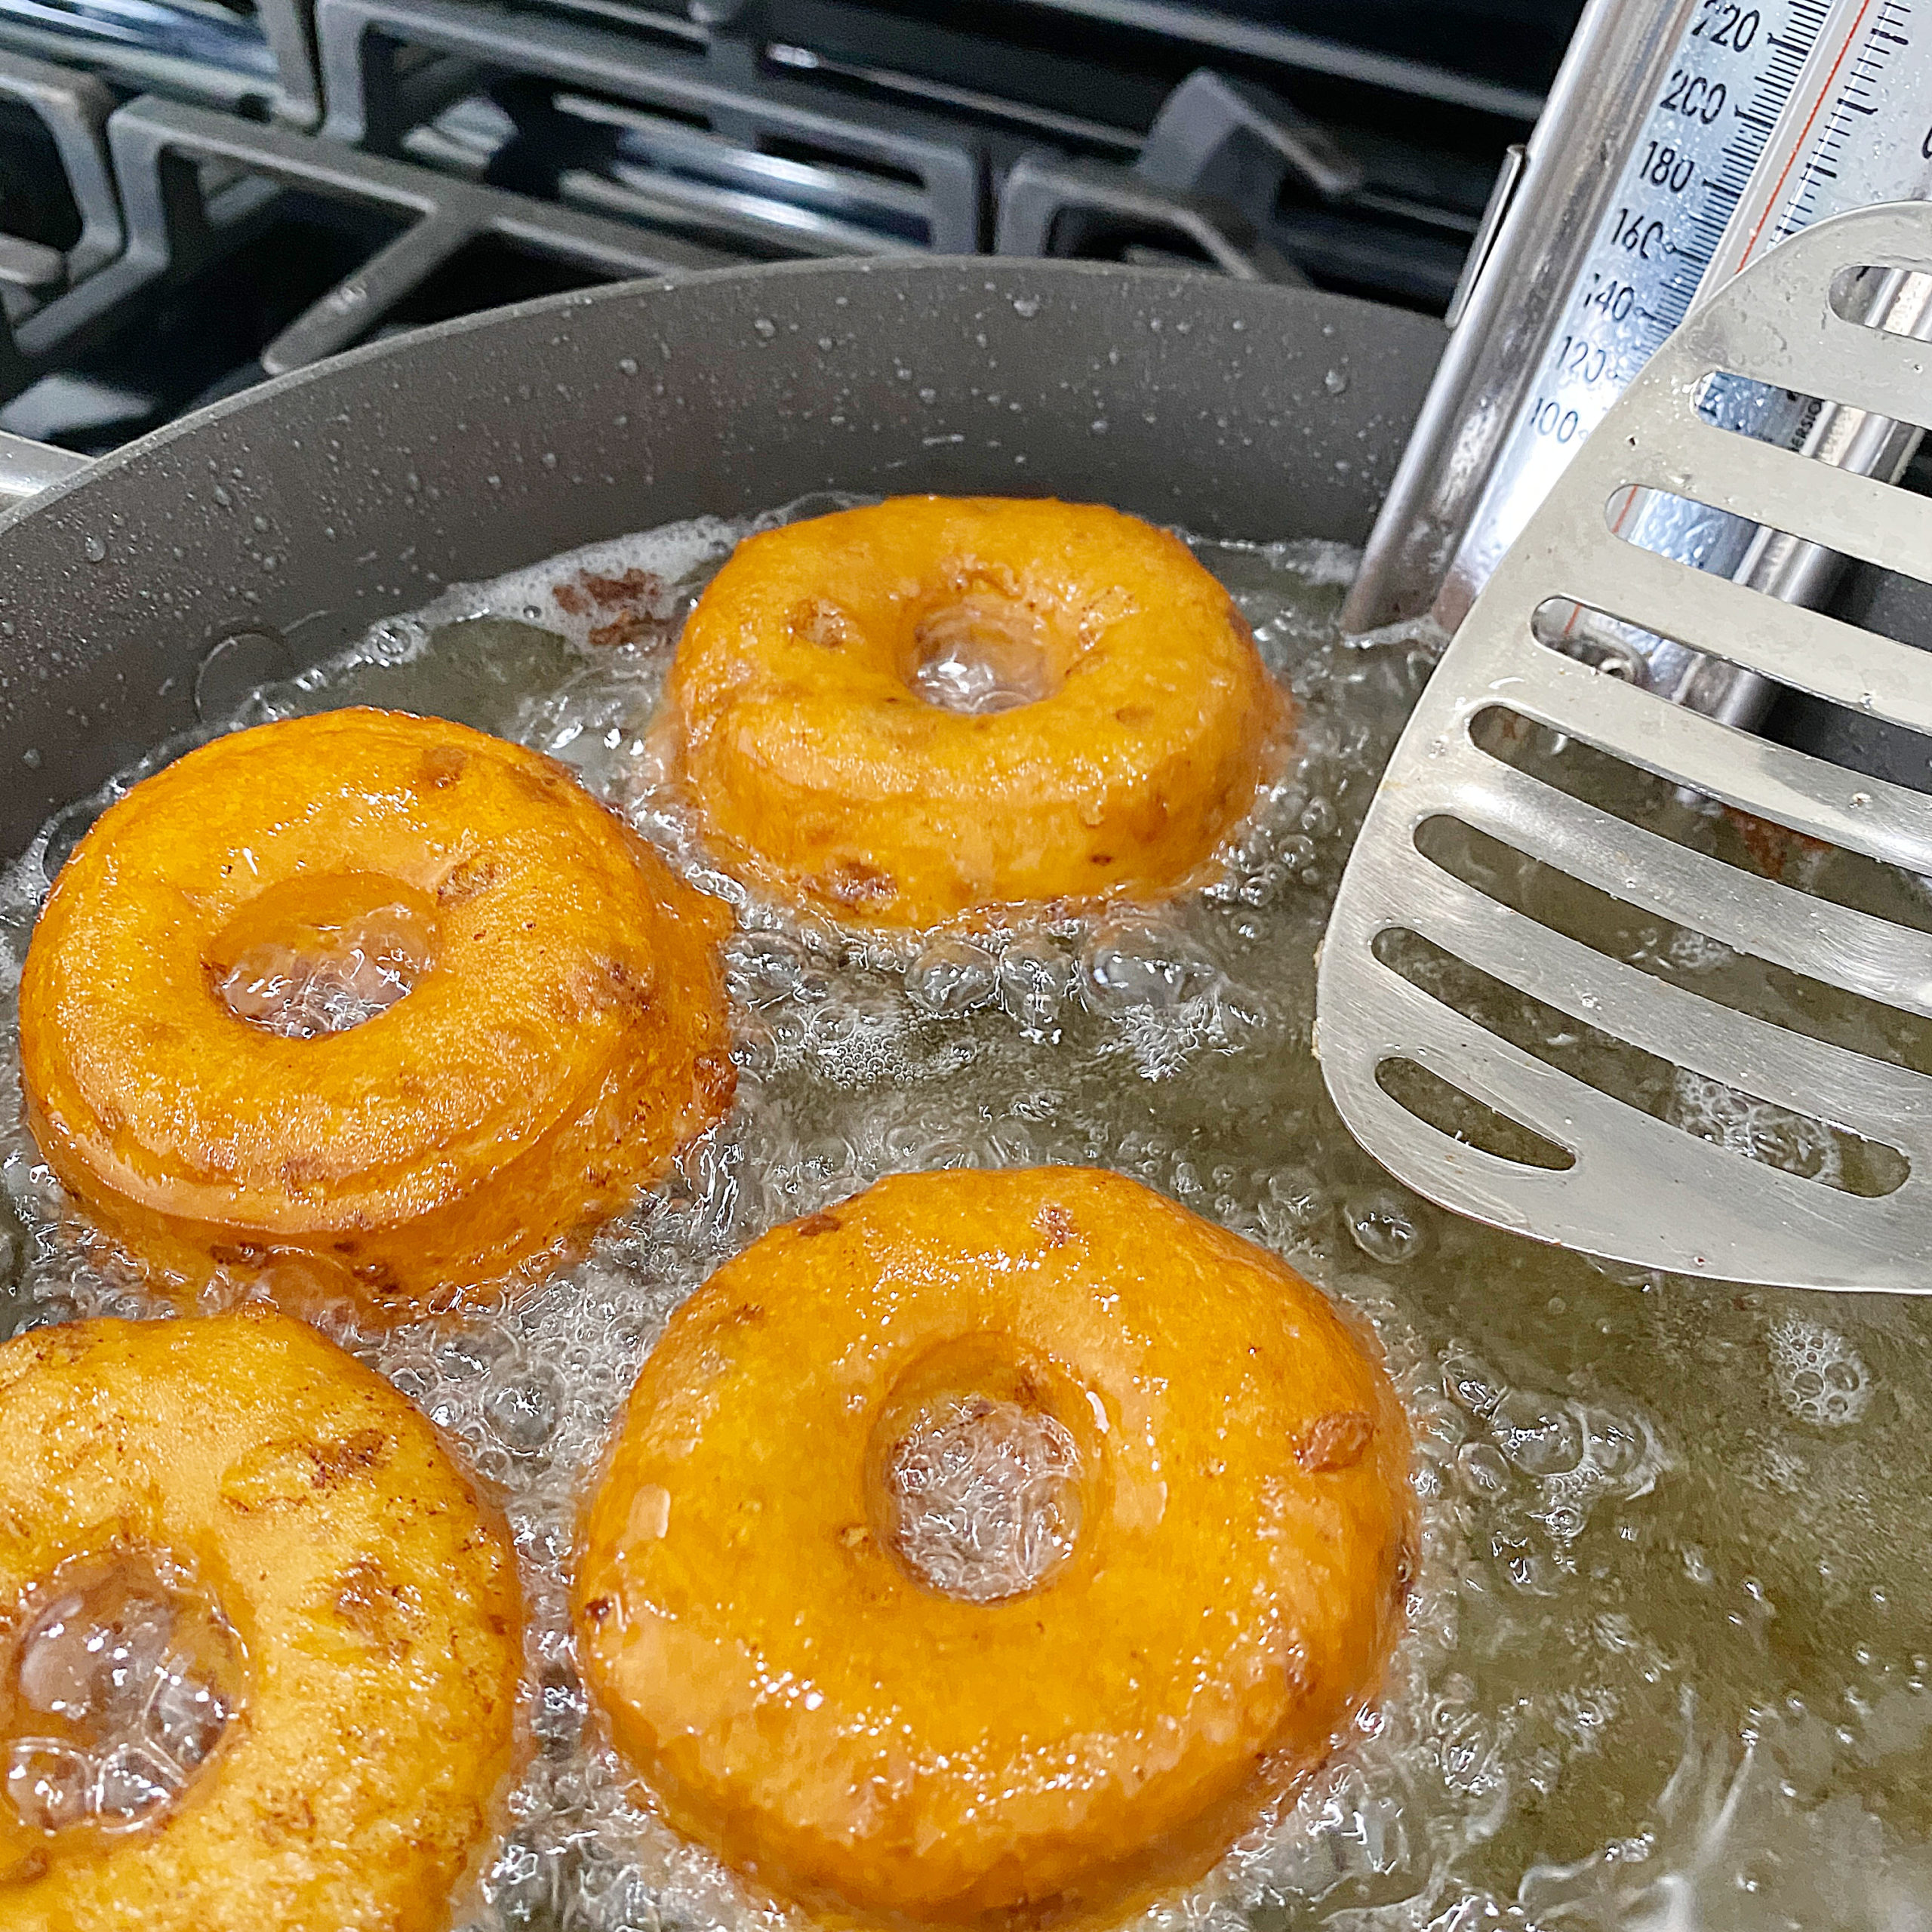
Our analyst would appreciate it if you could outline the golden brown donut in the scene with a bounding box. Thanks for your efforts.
[663,497,1289,925]
[19,707,734,1321]
[0,1306,521,1930]
[574,1167,1414,1927]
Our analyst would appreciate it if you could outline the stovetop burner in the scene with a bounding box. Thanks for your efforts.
[0,0,1575,456]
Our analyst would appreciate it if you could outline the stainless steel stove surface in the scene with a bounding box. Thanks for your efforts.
[0,0,1574,455]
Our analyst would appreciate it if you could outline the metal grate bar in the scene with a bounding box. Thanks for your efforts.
[0,0,319,125]
[11,93,733,392]
[0,47,120,291]
[314,0,986,251]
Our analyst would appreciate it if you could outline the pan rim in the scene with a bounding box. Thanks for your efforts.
[0,254,1427,538]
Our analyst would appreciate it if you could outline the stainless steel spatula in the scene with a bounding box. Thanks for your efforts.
[1316,200,1932,1293]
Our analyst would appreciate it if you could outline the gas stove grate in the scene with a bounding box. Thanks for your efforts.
[0,0,1560,452]
[0,90,726,447]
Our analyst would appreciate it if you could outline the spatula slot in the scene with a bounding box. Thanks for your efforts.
[1469,703,1932,943]
[1371,1054,1575,1172]
[1690,365,1932,448]
[1371,921,1907,1198]
[1604,483,1932,590]
[1526,597,1657,684]
[1826,263,1932,338]
[1415,803,1932,1087]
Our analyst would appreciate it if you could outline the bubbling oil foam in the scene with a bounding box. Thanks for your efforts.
[0,505,1927,1930]
[3,1553,241,1840]
[885,1395,1083,1604]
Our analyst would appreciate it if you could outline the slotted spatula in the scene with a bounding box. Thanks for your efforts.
[1316,199,1932,1293]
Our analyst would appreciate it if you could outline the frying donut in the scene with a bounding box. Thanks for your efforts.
[20,708,734,1321]
[574,1167,1413,1927]
[663,497,1289,926]
[0,1306,520,1929]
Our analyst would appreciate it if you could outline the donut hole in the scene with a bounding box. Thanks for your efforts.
[205,872,440,1041]
[866,1335,1098,1604]
[906,589,1072,717]
[1,1550,244,1841]
[884,1396,1081,1603]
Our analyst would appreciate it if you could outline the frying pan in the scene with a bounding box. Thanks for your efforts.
[3,251,1922,1932]
[0,257,1444,860]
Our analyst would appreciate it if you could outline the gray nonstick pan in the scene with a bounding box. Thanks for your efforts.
[0,256,1442,854]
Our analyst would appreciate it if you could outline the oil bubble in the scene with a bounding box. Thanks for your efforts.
[1489,1389,1584,1476]
[485,1364,567,1454]
[1768,1315,1871,1429]
[1457,1440,1512,1497]
[1346,1189,1428,1264]
[906,937,996,1017]
[1078,919,1219,1012]
[996,937,1071,1035]
[1441,1353,1506,1417]
[726,930,813,1004]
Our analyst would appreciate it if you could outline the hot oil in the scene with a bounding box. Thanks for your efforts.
[0,501,1928,1928]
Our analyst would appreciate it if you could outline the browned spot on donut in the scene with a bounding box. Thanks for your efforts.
[311,1429,389,1485]
[255,1789,318,1842]
[789,595,855,650]
[553,583,589,617]
[838,1523,871,1552]
[279,1155,329,1194]
[334,1555,425,1659]
[1037,1203,1074,1247]
[558,957,657,1023]
[728,1302,765,1327]
[221,1429,391,1511]
[420,745,467,789]
[438,856,500,906]
[584,1595,613,1623]
[796,1211,841,1237]
[509,760,570,807]
[208,1241,266,1268]
[1089,853,1115,866]
[822,859,895,907]
[604,958,658,1014]
[999,1890,1072,1930]
[1296,1409,1375,1473]
[1114,703,1155,725]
